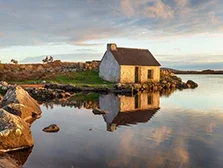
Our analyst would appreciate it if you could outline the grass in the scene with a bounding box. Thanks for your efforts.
[8,71,114,88]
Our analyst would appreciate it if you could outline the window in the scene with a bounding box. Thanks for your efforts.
[148,95,153,105]
[148,70,153,79]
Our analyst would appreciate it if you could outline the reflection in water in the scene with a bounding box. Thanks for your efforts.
[100,92,160,131]
[21,75,223,167]
[0,147,32,167]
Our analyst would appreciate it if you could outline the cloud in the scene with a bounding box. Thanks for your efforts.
[120,0,135,17]
[0,0,222,48]
[147,126,172,145]
[208,11,219,24]
[144,0,174,19]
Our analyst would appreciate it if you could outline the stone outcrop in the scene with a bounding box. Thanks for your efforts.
[42,124,60,133]
[1,86,42,123]
[186,80,198,88]
[0,109,34,152]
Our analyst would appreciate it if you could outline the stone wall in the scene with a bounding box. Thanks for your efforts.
[0,60,100,81]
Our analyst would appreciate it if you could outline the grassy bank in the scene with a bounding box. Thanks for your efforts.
[8,71,114,88]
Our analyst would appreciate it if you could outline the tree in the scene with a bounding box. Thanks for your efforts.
[49,56,54,62]
[11,59,18,64]
[42,56,54,63]
[42,56,49,64]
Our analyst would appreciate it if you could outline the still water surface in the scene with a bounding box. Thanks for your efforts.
[23,75,223,168]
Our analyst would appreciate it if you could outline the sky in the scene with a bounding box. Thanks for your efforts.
[0,0,223,70]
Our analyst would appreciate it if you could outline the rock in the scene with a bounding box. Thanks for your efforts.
[1,86,42,122]
[43,124,60,133]
[92,108,108,115]
[0,109,34,152]
[0,81,8,86]
[186,80,198,88]
[0,95,3,104]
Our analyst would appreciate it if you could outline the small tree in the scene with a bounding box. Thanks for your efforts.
[42,56,49,64]
[11,59,18,64]
[48,56,54,63]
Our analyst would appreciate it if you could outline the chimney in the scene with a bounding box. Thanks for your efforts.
[107,43,117,51]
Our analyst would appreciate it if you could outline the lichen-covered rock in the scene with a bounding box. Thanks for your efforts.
[0,109,34,152]
[1,86,42,122]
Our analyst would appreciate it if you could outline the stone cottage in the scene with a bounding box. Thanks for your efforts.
[99,43,161,83]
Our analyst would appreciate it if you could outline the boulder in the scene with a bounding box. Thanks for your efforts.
[186,80,198,88]
[0,109,34,152]
[1,86,42,122]
[92,108,108,115]
[43,124,60,133]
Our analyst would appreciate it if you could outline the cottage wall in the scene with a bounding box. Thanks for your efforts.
[120,65,160,83]
[120,65,135,83]
[99,51,120,82]
[140,66,160,83]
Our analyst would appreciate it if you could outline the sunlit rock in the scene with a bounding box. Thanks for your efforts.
[1,86,42,123]
[0,109,34,152]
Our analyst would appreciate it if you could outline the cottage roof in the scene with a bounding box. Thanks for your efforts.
[111,109,159,126]
[110,47,161,66]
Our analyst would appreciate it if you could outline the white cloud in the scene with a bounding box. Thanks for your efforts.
[144,0,174,19]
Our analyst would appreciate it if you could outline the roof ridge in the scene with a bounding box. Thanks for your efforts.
[117,47,148,50]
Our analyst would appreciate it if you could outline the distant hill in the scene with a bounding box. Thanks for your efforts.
[161,67,223,74]
[20,53,101,63]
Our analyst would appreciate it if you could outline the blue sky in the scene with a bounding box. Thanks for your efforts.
[0,0,222,69]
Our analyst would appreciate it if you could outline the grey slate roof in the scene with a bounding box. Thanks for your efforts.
[110,47,161,66]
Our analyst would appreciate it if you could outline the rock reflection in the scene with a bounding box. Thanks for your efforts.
[100,92,160,132]
[41,93,100,109]
[0,147,32,167]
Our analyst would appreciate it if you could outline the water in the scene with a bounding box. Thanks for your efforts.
[22,75,223,168]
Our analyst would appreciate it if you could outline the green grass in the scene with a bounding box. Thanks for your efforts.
[9,71,114,88]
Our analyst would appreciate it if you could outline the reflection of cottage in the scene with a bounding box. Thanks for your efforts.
[99,43,161,83]
[100,92,160,132]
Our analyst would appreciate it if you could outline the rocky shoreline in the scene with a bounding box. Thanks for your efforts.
[0,70,198,102]
[0,85,42,167]
[0,71,198,167]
